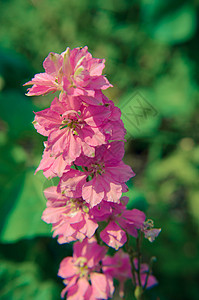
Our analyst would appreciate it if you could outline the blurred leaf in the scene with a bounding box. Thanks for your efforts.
[147,147,199,186]
[0,260,60,300]
[188,191,199,227]
[0,90,35,137]
[0,170,51,243]
[0,47,31,89]
[152,56,197,117]
[141,0,165,20]
[149,5,197,44]
[0,144,26,196]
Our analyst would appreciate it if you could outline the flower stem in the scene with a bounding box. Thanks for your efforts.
[143,256,157,291]
[125,234,136,286]
[135,232,143,300]
[95,228,103,246]
[136,232,142,288]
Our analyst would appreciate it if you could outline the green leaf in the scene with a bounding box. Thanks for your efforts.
[0,170,51,243]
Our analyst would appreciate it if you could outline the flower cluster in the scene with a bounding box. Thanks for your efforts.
[25,46,160,299]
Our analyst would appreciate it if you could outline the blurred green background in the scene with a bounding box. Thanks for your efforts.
[0,0,199,299]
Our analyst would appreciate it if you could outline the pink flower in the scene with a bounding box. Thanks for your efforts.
[58,238,114,300]
[25,44,161,300]
[33,96,126,177]
[133,259,158,289]
[103,250,132,298]
[33,97,112,165]
[144,228,161,242]
[98,202,161,249]
[99,197,146,249]
[59,142,135,207]
[100,221,127,250]
[142,219,161,242]
[42,187,98,243]
[24,47,112,102]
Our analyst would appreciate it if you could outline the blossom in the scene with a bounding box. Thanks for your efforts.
[33,97,112,164]
[100,221,127,250]
[142,219,161,242]
[144,228,161,242]
[58,238,114,300]
[99,197,146,249]
[24,47,112,103]
[59,142,135,207]
[34,96,126,178]
[24,45,161,300]
[42,187,98,243]
[103,250,132,298]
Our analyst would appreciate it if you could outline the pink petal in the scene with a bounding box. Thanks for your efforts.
[82,177,105,207]
[64,277,90,300]
[24,73,58,96]
[90,273,114,300]
[43,52,63,75]
[100,221,127,250]
[58,257,78,279]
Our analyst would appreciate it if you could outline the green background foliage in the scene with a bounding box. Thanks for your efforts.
[0,0,199,299]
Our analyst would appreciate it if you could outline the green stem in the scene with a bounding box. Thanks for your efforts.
[94,228,103,246]
[94,229,104,272]
[125,234,136,286]
[143,256,157,291]
[136,233,142,288]
[135,232,144,300]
